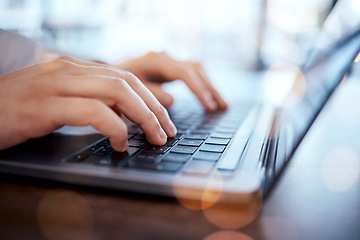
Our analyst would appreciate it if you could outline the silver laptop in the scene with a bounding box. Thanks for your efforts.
[0,0,359,206]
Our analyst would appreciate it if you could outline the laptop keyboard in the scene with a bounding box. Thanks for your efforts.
[65,102,252,176]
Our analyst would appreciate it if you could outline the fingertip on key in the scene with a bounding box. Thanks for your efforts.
[159,129,168,144]
[168,121,177,138]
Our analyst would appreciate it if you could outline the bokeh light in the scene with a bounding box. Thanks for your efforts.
[266,0,319,34]
[173,171,262,229]
[321,146,360,192]
[0,0,334,70]
[264,63,306,107]
[172,169,221,210]
[37,189,94,240]
[354,52,360,63]
[202,189,262,229]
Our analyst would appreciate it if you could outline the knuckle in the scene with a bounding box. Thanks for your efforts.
[109,77,128,92]
[178,67,192,80]
[155,104,169,119]
[144,110,158,125]
[52,56,77,69]
[146,51,156,56]
[107,78,132,102]
[146,51,158,58]
[193,62,203,69]
[56,56,75,63]
[159,51,168,57]
[122,71,142,86]
[146,51,169,60]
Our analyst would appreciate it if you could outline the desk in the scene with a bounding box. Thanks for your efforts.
[1,74,360,240]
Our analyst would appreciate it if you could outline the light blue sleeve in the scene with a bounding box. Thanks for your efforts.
[0,29,61,74]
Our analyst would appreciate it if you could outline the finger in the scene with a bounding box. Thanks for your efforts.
[57,56,213,111]
[144,82,174,108]
[54,57,177,139]
[110,105,123,117]
[150,54,220,111]
[194,64,228,110]
[46,97,129,152]
[51,74,169,145]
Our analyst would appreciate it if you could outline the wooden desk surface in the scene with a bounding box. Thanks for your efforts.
[1,76,360,240]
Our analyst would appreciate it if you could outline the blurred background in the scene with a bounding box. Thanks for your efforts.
[0,0,338,69]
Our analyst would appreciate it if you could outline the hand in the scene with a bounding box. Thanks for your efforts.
[116,52,228,111]
[0,56,177,151]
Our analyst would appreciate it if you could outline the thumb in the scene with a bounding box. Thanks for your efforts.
[144,82,174,108]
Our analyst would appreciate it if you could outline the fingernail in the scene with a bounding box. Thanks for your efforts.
[159,129,167,143]
[168,121,177,137]
[162,94,173,107]
[205,92,217,111]
[209,101,217,111]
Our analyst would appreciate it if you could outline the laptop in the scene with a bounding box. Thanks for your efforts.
[0,1,359,206]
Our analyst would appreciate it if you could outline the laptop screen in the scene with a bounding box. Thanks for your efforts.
[284,0,360,152]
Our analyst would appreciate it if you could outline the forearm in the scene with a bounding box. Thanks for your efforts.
[0,29,61,74]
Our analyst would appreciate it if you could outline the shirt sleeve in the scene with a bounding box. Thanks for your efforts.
[0,29,61,74]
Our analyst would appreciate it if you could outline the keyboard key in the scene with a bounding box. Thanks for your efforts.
[205,137,230,145]
[192,129,211,134]
[211,132,233,139]
[176,123,194,129]
[90,144,104,153]
[198,123,216,129]
[165,138,178,146]
[131,153,162,164]
[84,147,140,166]
[217,121,240,129]
[178,139,203,147]
[128,124,141,134]
[193,151,221,161]
[143,145,170,154]
[133,134,147,140]
[128,133,136,139]
[93,145,114,156]
[200,144,226,153]
[126,161,157,170]
[186,133,208,140]
[173,133,185,140]
[207,113,223,120]
[97,138,110,146]
[171,145,197,154]
[67,150,91,163]
[176,129,189,134]
[156,162,182,172]
[183,160,214,176]
[202,118,219,125]
[110,147,141,165]
[214,127,237,134]
[129,139,149,148]
[126,159,180,172]
[163,153,190,163]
